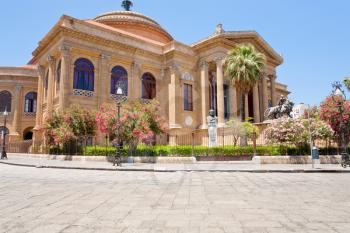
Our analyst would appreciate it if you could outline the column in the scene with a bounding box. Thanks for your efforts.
[47,55,56,117]
[12,85,22,135]
[59,46,71,111]
[244,93,249,120]
[98,54,109,106]
[168,64,180,128]
[261,74,269,116]
[270,75,277,107]
[34,65,45,130]
[229,85,238,118]
[215,58,225,127]
[200,60,209,128]
[253,84,260,123]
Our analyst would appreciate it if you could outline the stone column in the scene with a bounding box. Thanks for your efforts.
[229,85,238,118]
[98,54,109,106]
[47,55,56,117]
[261,74,269,115]
[215,58,225,127]
[244,93,249,120]
[270,75,277,107]
[199,60,209,128]
[168,64,180,128]
[59,46,71,111]
[35,65,45,130]
[12,85,22,135]
[253,84,260,123]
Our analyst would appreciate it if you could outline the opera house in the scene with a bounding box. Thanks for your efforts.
[0,3,289,148]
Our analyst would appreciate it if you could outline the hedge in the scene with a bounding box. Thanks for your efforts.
[76,145,340,157]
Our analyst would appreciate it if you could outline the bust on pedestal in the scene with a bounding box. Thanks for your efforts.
[207,109,218,147]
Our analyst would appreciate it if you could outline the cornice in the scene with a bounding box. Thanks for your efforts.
[192,31,283,66]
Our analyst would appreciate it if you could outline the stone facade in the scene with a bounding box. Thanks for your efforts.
[0,9,289,146]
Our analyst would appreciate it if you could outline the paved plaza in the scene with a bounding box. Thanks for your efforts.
[1,164,350,233]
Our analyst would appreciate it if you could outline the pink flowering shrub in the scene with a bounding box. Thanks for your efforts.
[44,107,97,146]
[96,100,168,150]
[320,95,350,143]
[265,117,307,146]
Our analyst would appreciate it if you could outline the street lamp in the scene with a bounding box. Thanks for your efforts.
[113,82,124,166]
[1,108,9,160]
[332,82,349,166]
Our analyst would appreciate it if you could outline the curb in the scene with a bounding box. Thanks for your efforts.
[1,160,350,173]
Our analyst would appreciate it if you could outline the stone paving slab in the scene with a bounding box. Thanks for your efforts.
[1,165,350,232]
[0,155,349,173]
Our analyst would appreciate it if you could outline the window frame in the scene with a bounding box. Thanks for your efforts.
[24,92,37,113]
[73,58,95,92]
[183,83,193,111]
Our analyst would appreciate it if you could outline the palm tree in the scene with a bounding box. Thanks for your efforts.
[224,44,266,122]
[343,77,350,91]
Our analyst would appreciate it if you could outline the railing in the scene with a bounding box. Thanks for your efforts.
[73,89,94,97]
[6,140,33,153]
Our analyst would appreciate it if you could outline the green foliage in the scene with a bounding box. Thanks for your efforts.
[96,100,167,150]
[224,44,266,92]
[82,145,340,157]
[44,107,97,147]
[226,118,259,146]
[343,77,350,92]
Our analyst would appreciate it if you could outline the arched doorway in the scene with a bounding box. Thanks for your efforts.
[23,127,34,140]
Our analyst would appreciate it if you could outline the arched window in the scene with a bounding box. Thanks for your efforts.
[111,66,128,96]
[0,91,11,112]
[24,92,37,113]
[73,58,94,91]
[56,60,61,94]
[141,73,156,99]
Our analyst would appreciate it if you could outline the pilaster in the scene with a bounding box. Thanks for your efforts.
[98,54,109,107]
[12,85,22,135]
[47,55,56,117]
[131,61,141,100]
[59,45,71,111]
[168,63,181,129]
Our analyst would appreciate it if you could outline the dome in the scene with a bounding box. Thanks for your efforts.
[94,11,173,44]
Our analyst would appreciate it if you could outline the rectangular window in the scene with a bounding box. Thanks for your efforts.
[184,84,193,111]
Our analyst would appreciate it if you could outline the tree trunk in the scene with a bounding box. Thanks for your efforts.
[240,92,248,146]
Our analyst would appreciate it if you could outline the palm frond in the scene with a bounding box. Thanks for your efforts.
[224,44,266,93]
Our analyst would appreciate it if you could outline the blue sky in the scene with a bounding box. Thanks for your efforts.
[0,0,349,105]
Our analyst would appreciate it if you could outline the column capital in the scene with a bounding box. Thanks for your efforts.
[214,57,225,66]
[47,55,56,68]
[100,53,110,61]
[15,85,22,93]
[59,45,71,57]
[37,65,46,78]
[198,60,208,70]
[169,63,181,75]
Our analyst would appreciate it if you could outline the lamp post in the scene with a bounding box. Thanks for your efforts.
[1,108,9,160]
[332,82,349,165]
[113,82,124,167]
